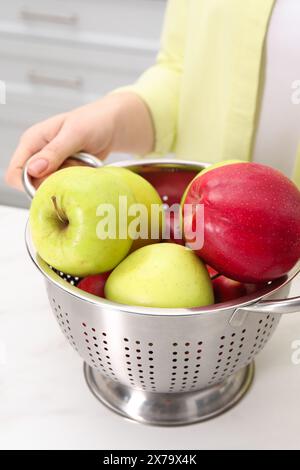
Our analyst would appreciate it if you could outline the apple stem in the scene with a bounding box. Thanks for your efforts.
[51,196,69,226]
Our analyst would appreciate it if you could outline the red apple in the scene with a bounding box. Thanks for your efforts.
[207,266,265,303]
[78,272,111,297]
[213,277,249,303]
[183,163,300,283]
[206,265,220,280]
[141,169,198,206]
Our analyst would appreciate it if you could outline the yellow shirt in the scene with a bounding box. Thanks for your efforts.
[127,0,300,186]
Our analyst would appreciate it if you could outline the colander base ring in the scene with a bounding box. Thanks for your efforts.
[84,362,255,426]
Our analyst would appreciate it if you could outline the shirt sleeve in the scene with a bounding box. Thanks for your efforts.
[118,0,187,156]
[293,145,300,188]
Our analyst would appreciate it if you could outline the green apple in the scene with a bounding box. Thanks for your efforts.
[29,166,136,277]
[103,167,164,251]
[105,243,214,308]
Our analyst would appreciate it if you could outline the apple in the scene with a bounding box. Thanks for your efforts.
[182,162,300,282]
[29,166,136,277]
[207,266,249,302]
[105,243,214,308]
[103,167,163,250]
[163,209,185,246]
[141,168,198,206]
[206,265,219,279]
[213,277,249,303]
[207,266,267,303]
[181,159,244,206]
[78,272,111,297]
[196,159,245,176]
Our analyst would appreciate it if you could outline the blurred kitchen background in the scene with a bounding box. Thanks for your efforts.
[0,0,165,208]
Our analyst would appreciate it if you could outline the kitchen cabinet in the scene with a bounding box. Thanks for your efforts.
[0,0,166,207]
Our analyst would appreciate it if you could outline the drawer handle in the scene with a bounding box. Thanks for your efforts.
[28,71,83,90]
[20,9,78,26]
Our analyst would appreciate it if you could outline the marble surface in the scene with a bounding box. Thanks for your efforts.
[0,204,300,450]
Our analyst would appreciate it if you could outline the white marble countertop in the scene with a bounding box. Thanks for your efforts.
[0,204,300,450]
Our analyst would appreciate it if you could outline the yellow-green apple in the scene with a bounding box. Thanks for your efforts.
[29,166,136,276]
[182,162,300,282]
[105,243,214,308]
[103,167,163,250]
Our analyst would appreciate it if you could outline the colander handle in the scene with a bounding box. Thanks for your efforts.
[229,294,300,327]
[236,296,300,316]
[22,152,103,200]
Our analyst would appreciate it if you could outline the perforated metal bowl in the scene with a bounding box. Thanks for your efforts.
[24,154,300,425]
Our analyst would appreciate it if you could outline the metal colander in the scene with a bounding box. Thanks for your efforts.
[23,154,300,426]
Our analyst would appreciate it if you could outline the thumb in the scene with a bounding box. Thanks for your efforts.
[27,126,83,178]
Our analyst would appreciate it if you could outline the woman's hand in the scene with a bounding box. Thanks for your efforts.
[5,92,154,190]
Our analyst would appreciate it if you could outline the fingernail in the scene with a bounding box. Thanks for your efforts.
[28,158,49,175]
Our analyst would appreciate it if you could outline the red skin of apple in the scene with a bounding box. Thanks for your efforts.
[207,266,248,303]
[141,169,198,206]
[184,163,300,283]
[78,272,111,298]
[207,266,264,303]
[213,277,249,303]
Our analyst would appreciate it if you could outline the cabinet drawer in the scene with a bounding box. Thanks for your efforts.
[0,0,166,42]
[0,117,29,207]
[0,180,28,208]
[0,120,24,165]
[0,93,69,198]
[0,33,157,70]
[0,34,157,106]
[0,88,74,128]
[0,52,148,104]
